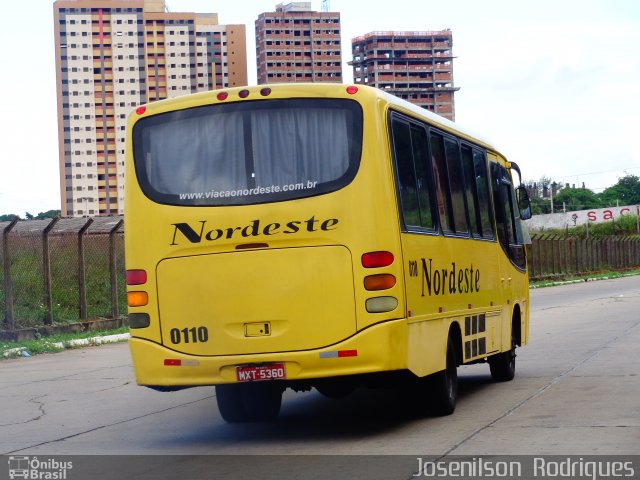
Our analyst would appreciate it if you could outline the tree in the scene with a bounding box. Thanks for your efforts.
[0,214,20,222]
[530,195,552,215]
[553,187,602,212]
[524,176,563,215]
[599,174,640,207]
[35,210,61,220]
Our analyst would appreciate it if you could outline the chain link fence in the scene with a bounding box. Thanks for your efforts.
[1,216,125,331]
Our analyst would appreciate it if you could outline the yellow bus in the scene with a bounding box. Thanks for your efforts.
[125,83,532,422]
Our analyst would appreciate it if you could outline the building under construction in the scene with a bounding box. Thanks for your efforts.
[350,30,459,121]
[255,2,342,84]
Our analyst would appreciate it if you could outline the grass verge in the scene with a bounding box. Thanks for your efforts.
[1,326,129,359]
[530,269,640,288]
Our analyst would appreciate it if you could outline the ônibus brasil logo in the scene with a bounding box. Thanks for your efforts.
[8,456,73,479]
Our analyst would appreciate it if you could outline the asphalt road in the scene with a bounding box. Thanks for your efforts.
[1,276,639,478]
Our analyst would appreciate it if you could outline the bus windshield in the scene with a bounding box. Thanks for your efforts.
[132,98,363,206]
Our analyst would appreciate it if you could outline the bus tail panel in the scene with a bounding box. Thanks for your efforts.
[156,246,357,356]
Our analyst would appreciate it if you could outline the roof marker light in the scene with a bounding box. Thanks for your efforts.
[346,85,358,94]
[135,106,146,115]
[216,91,228,101]
[239,89,250,98]
[260,87,272,96]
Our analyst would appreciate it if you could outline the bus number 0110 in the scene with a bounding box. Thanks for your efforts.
[170,327,209,344]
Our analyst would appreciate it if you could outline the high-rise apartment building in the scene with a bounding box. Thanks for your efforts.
[53,0,247,217]
[350,31,459,121]
[255,2,342,84]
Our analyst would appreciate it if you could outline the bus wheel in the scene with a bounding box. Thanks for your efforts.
[428,336,458,416]
[244,382,283,421]
[489,334,516,382]
[315,378,355,399]
[216,384,248,422]
[216,383,283,423]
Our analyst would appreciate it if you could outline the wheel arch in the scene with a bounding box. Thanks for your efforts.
[449,320,463,366]
[512,303,522,347]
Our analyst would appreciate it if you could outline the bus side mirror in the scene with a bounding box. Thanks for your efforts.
[516,185,532,220]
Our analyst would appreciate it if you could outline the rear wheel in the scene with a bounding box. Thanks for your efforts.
[400,335,458,417]
[315,378,355,399]
[489,333,516,382]
[216,382,283,423]
[428,336,458,416]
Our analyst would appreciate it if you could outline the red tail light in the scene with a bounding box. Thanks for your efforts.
[361,251,394,268]
[126,269,147,285]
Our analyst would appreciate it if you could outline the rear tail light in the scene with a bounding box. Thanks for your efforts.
[127,291,148,307]
[361,251,394,268]
[364,274,396,291]
[365,296,398,313]
[128,313,150,329]
[126,269,147,285]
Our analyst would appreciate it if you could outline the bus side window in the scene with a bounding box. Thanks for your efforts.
[410,125,435,230]
[392,120,421,228]
[391,117,435,231]
[461,145,481,237]
[473,149,495,239]
[430,133,454,234]
[444,138,469,235]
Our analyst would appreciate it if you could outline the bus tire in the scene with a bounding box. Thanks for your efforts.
[489,334,516,382]
[243,382,283,422]
[216,384,247,423]
[216,383,283,423]
[428,336,458,416]
[315,378,355,399]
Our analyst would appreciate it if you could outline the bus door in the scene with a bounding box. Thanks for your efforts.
[490,161,527,350]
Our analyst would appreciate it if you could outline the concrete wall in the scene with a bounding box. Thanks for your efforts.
[525,205,640,230]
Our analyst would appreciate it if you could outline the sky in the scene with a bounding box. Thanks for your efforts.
[0,0,639,216]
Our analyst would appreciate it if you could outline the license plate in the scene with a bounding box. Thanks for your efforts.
[236,363,286,382]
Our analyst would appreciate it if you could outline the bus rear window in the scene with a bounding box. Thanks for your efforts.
[132,98,363,206]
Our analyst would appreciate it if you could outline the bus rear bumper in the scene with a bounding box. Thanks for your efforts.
[129,319,408,388]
